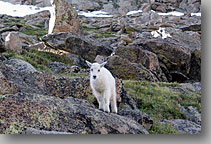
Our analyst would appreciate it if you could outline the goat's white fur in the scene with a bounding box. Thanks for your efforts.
[86,60,117,113]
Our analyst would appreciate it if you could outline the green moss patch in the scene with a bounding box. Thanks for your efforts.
[3,49,71,73]
[124,80,201,134]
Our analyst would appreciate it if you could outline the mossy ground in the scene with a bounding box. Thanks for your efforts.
[2,49,71,73]
[1,22,47,38]
[124,80,201,134]
[81,23,116,38]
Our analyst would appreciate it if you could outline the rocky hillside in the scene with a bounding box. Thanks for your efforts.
[0,0,201,134]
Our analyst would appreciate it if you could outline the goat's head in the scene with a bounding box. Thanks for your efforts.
[86,60,107,80]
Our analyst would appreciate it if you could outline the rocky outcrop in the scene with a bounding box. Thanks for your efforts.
[0,92,149,134]
[161,119,201,134]
[130,28,201,82]
[179,106,201,125]
[53,0,83,35]
[42,32,113,62]
[5,32,22,54]
[69,0,200,16]
[24,10,50,30]
[115,46,167,81]
[106,55,158,81]
[5,59,37,72]
[179,0,201,13]
[188,48,201,81]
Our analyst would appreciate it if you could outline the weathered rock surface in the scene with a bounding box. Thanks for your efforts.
[5,32,22,54]
[0,92,149,134]
[161,119,201,134]
[179,106,201,125]
[5,59,37,72]
[42,32,113,62]
[53,0,83,35]
[130,28,201,82]
[24,10,50,30]
[69,0,201,15]
[188,48,201,81]
[0,71,18,95]
[115,46,167,81]
[106,55,158,81]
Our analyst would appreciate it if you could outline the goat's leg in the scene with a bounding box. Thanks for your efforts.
[104,90,111,113]
[111,88,118,113]
[93,91,104,110]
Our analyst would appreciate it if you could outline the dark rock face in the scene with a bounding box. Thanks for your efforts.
[0,92,149,134]
[130,28,201,82]
[115,46,167,81]
[42,32,113,62]
[188,48,201,81]
[0,35,5,53]
[106,55,158,81]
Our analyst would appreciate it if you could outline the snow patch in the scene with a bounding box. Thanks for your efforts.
[157,11,184,17]
[151,27,172,39]
[48,3,55,34]
[0,1,52,17]
[191,12,201,17]
[78,11,113,18]
[126,10,143,16]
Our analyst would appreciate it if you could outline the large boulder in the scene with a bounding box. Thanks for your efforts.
[115,46,167,81]
[42,32,113,62]
[5,59,37,72]
[188,48,201,81]
[53,0,83,35]
[24,10,50,30]
[106,55,158,81]
[0,92,149,134]
[5,32,22,54]
[0,60,90,99]
[130,28,201,82]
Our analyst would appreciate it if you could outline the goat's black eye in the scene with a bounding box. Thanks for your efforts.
[91,69,93,71]
[98,69,100,72]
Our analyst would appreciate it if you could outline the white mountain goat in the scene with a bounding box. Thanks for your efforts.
[86,60,118,113]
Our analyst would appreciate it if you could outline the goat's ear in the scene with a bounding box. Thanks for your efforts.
[100,61,107,68]
[86,60,92,67]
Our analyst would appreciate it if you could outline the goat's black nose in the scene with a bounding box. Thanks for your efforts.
[93,76,96,79]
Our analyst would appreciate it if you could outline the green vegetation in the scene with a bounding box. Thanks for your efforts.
[83,28,115,38]
[1,22,47,38]
[3,121,26,134]
[2,49,71,73]
[124,80,201,134]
